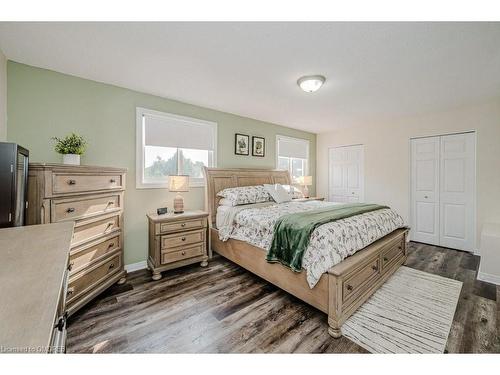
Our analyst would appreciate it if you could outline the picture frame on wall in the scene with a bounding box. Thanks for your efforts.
[235,133,250,155]
[252,136,265,157]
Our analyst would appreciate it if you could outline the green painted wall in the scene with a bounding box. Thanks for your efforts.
[7,61,316,265]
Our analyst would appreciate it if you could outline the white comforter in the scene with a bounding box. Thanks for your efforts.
[217,200,405,288]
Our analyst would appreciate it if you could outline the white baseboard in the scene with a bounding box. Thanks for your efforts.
[125,260,147,272]
[477,271,500,286]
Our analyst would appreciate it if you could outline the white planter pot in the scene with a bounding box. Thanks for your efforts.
[63,154,81,165]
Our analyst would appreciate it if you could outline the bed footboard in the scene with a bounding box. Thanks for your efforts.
[326,228,409,338]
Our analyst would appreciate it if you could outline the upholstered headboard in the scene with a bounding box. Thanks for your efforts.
[203,167,292,225]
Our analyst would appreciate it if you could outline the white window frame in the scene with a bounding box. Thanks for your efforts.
[136,107,217,189]
[275,134,310,181]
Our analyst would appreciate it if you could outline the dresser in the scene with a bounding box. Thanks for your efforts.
[0,222,73,353]
[27,163,127,316]
[147,210,210,280]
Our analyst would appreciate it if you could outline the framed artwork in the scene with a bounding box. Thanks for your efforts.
[235,133,250,155]
[252,136,265,157]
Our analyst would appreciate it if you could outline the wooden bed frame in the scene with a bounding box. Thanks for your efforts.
[204,167,409,338]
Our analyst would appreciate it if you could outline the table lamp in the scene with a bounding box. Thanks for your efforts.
[168,175,189,214]
[297,175,312,198]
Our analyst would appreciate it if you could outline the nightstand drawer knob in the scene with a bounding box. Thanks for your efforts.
[66,207,75,213]
[181,251,186,255]
[67,179,76,185]
[181,237,186,241]
[181,223,186,227]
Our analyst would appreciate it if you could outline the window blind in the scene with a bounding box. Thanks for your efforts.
[144,113,216,151]
[277,136,308,159]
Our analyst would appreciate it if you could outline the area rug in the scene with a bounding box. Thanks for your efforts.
[342,266,462,353]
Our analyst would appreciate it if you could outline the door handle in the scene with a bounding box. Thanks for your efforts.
[424,195,429,199]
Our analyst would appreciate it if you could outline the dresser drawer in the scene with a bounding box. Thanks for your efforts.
[343,258,380,302]
[72,214,120,246]
[161,229,205,250]
[67,252,122,303]
[52,173,124,195]
[158,218,206,234]
[161,243,205,264]
[381,238,405,271]
[52,193,122,222]
[70,234,121,274]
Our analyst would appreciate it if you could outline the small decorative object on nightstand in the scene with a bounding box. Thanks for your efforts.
[297,175,313,198]
[168,175,189,213]
[147,210,210,281]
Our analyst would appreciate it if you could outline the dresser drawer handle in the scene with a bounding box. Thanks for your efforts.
[67,287,75,296]
[66,207,75,213]
[55,315,67,332]
[346,284,353,291]
[110,178,116,183]
[383,257,389,262]
[181,237,186,241]
[67,179,76,185]
[181,251,186,255]
[108,242,115,249]
[105,222,114,232]
[398,246,402,250]
[109,263,115,270]
[371,265,378,271]
[68,262,74,271]
[181,223,186,227]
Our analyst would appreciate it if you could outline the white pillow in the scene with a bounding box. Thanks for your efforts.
[282,184,304,199]
[263,184,292,204]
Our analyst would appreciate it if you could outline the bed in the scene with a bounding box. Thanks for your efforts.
[204,167,409,338]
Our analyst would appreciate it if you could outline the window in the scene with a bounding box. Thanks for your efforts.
[136,108,217,188]
[276,135,310,182]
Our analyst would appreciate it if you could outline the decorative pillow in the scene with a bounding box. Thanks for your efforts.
[217,185,271,206]
[263,184,292,204]
[282,184,304,199]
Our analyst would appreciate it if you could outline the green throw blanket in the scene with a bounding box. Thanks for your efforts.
[266,203,389,272]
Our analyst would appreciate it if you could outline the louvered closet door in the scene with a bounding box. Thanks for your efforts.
[410,137,440,246]
[439,133,475,251]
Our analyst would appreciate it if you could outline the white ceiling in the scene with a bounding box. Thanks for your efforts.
[1,22,499,133]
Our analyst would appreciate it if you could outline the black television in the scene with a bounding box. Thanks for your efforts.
[0,142,29,227]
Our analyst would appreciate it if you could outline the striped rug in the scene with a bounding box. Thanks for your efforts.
[342,266,462,353]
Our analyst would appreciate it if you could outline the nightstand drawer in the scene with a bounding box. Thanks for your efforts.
[161,229,205,250]
[159,218,206,234]
[161,243,204,264]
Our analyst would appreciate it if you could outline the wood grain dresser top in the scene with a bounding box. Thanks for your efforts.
[0,222,74,351]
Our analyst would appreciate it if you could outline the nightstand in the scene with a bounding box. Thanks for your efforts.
[147,210,210,281]
[292,197,325,202]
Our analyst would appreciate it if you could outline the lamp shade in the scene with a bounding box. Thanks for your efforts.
[297,175,313,186]
[168,175,189,192]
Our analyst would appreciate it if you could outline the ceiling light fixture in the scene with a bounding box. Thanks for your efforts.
[297,75,326,93]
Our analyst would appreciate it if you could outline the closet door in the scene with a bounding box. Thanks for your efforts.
[329,145,364,203]
[439,133,475,251]
[410,137,440,246]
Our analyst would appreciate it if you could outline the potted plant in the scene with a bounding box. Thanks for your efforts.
[52,133,87,165]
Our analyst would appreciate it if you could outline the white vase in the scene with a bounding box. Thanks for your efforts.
[63,154,81,165]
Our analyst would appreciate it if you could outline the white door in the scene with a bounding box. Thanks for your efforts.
[410,137,440,246]
[410,132,475,251]
[329,145,364,203]
[439,133,475,251]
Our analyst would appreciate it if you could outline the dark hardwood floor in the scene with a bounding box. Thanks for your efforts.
[66,242,500,353]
